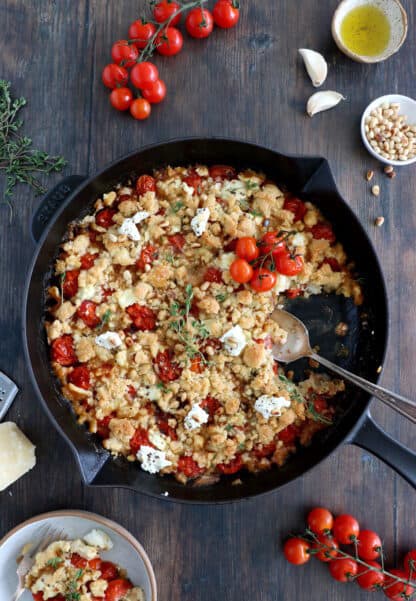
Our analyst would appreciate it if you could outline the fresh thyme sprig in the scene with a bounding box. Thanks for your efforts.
[46,557,63,569]
[65,568,83,601]
[169,284,210,365]
[0,80,66,212]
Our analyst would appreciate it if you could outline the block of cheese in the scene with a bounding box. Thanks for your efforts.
[0,422,36,491]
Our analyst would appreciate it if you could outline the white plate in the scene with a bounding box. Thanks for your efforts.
[0,510,157,601]
[361,94,416,166]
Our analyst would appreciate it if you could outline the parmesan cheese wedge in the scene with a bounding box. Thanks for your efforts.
[0,422,36,491]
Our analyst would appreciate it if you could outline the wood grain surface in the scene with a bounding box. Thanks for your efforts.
[1,1,416,600]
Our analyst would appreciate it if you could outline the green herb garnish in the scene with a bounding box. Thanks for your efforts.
[65,568,83,600]
[278,374,305,404]
[165,253,175,264]
[307,402,333,425]
[170,201,184,213]
[249,209,263,217]
[47,557,63,569]
[169,285,210,364]
[215,293,228,303]
[245,180,260,191]
[97,309,111,330]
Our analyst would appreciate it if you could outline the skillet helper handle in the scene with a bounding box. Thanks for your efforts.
[351,413,416,489]
[311,353,416,425]
[31,175,87,243]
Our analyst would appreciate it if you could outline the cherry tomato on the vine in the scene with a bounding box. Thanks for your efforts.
[213,0,240,29]
[235,237,259,261]
[156,27,183,56]
[307,507,334,535]
[356,561,385,591]
[142,79,167,104]
[111,40,139,68]
[230,258,253,284]
[130,98,151,120]
[283,538,311,566]
[110,87,133,111]
[250,268,277,292]
[275,252,304,276]
[130,62,159,89]
[333,514,360,544]
[102,64,129,89]
[357,530,382,561]
[384,569,415,600]
[258,231,287,257]
[153,1,181,26]
[329,558,358,582]
[313,534,339,562]
[404,549,416,578]
[186,8,214,39]
[128,20,157,50]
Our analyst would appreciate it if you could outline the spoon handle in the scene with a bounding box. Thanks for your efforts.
[311,352,416,425]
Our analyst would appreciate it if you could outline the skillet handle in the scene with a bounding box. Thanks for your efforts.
[31,175,87,243]
[350,412,416,489]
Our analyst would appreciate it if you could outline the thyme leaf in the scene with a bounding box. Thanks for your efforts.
[278,374,305,404]
[46,557,63,569]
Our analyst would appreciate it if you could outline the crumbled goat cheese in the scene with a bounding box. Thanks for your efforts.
[83,529,113,550]
[220,325,247,356]
[132,211,150,224]
[254,395,291,420]
[118,218,140,241]
[95,331,122,350]
[137,446,172,473]
[184,404,210,431]
[190,208,210,237]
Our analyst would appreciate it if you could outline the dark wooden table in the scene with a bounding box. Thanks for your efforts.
[1,1,416,599]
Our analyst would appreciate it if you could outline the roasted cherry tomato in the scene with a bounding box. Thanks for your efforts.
[33,594,45,601]
[286,288,303,299]
[185,8,214,38]
[111,40,138,67]
[156,27,183,56]
[224,238,238,252]
[250,268,277,292]
[277,424,300,443]
[70,553,87,568]
[80,253,98,270]
[130,428,151,454]
[100,561,118,580]
[51,335,77,366]
[213,0,240,28]
[88,557,102,570]
[105,579,133,601]
[203,267,223,283]
[157,412,178,440]
[130,62,159,89]
[126,304,157,331]
[110,87,133,111]
[313,534,339,562]
[102,63,129,89]
[77,300,101,328]
[137,244,158,270]
[283,538,311,565]
[253,442,276,458]
[209,165,236,180]
[141,79,167,104]
[95,207,116,228]
[404,549,416,578]
[312,396,328,414]
[96,415,114,439]
[128,19,156,50]
[154,349,182,382]
[130,98,151,120]
[184,170,202,192]
[283,196,307,222]
[307,507,334,535]
[216,454,243,474]
[167,233,186,252]
[333,514,360,544]
[311,223,336,243]
[62,269,80,298]
[235,236,259,261]
[190,355,204,373]
[153,0,181,25]
[200,395,221,417]
[321,257,341,272]
[230,258,253,284]
[329,558,358,582]
[356,561,385,591]
[68,366,91,390]
[178,456,204,478]
[275,252,304,276]
[135,174,156,196]
[384,569,415,600]
[258,231,287,257]
[357,530,382,561]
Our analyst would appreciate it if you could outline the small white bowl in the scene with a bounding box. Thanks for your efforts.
[332,0,408,63]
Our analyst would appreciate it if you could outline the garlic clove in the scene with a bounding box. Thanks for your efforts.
[306,91,345,117]
[298,49,328,87]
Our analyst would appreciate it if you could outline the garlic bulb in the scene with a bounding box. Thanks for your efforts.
[306,91,345,117]
[298,49,328,87]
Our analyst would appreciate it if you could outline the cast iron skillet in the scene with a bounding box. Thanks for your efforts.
[23,138,416,503]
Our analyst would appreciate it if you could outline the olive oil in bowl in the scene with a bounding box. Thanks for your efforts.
[340,5,391,56]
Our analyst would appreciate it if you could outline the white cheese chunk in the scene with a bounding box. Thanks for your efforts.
[118,218,140,241]
[220,325,247,356]
[274,274,293,294]
[181,181,195,196]
[0,422,36,491]
[184,404,209,431]
[254,395,291,420]
[70,539,98,559]
[190,207,210,237]
[77,284,98,302]
[219,252,235,270]
[137,445,172,474]
[219,179,247,203]
[148,430,168,450]
[95,331,122,350]
[291,232,307,248]
[116,288,138,309]
[83,529,113,550]
[132,210,150,224]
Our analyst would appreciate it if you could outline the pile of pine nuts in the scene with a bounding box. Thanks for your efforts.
[364,102,416,162]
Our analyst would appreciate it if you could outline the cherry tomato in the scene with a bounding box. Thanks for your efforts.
[253,442,276,458]
[311,223,336,243]
[126,304,157,331]
[356,561,385,591]
[185,8,214,38]
[224,238,238,252]
[357,530,382,561]
[154,349,182,382]
[184,170,202,192]
[404,549,416,578]
[102,63,129,89]
[384,569,415,600]
[80,253,98,270]
[33,594,45,601]
[178,456,205,478]
[130,428,151,454]
[209,165,236,180]
[100,561,118,580]
[68,366,91,390]
[62,269,80,298]
[277,424,300,443]
[51,335,77,366]
[321,257,341,272]
[216,454,243,475]
[258,231,287,257]
[105,579,133,601]
[286,288,303,299]
[275,252,304,276]
[136,174,156,195]
[158,416,178,440]
[88,557,102,570]
[110,87,133,111]
[141,79,167,104]
[307,507,334,535]
[313,534,339,562]
[333,514,360,544]
[95,207,116,228]
[200,395,221,417]
[329,558,358,582]
[230,258,253,284]
[167,233,186,252]
[312,396,328,414]
[203,267,223,283]
[250,268,277,292]
[156,27,183,56]
[130,62,159,89]
[128,19,156,50]
[283,538,311,566]
[136,244,158,270]
[190,355,204,373]
[111,40,139,67]
[96,415,114,439]
[213,0,240,28]
[130,98,151,120]
[153,1,181,25]
[235,237,259,261]
[283,196,307,222]
[70,553,87,568]
[77,300,101,328]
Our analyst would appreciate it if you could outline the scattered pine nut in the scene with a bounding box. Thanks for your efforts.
[386,170,396,179]
[371,185,380,196]
[375,216,385,227]
[366,170,374,181]
[384,165,394,174]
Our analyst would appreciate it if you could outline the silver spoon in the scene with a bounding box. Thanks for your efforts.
[271,308,416,424]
